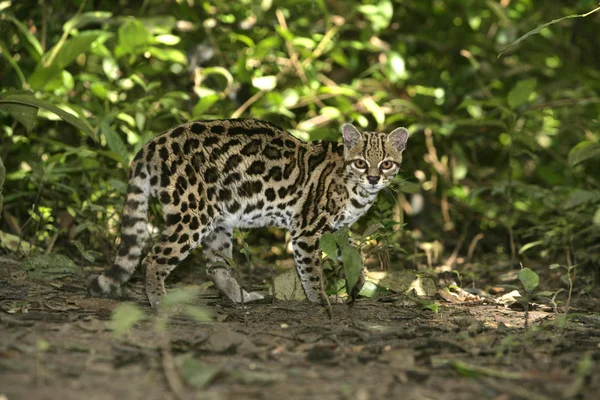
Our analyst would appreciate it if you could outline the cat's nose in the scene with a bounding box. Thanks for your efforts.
[367,176,380,185]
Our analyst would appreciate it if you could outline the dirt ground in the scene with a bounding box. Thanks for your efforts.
[1,256,600,400]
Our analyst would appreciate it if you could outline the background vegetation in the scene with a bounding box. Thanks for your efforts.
[1,0,599,299]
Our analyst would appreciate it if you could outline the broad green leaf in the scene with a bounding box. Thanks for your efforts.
[341,246,362,295]
[100,120,130,166]
[507,78,537,109]
[117,18,151,56]
[0,93,96,140]
[499,5,600,58]
[518,268,539,294]
[111,302,146,337]
[563,190,600,209]
[568,141,600,167]
[0,100,37,132]
[29,31,104,89]
[319,232,338,260]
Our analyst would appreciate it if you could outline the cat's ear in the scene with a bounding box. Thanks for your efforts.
[388,127,409,152]
[342,123,362,148]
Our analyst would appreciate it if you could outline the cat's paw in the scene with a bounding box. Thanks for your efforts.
[87,274,122,299]
[242,291,265,303]
[327,294,346,304]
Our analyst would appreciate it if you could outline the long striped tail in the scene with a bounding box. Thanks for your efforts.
[87,160,150,297]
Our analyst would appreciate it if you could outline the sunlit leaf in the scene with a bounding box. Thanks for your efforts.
[147,46,186,63]
[362,97,385,125]
[518,268,539,294]
[117,18,151,56]
[153,34,181,45]
[252,76,278,91]
[518,240,543,254]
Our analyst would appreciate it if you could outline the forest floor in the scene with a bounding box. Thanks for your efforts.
[1,255,599,400]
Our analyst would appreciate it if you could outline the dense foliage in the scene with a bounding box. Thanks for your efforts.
[1,0,599,292]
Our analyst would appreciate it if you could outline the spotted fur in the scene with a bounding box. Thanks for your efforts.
[87,119,409,309]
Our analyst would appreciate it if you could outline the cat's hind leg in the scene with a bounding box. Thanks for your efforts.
[203,226,264,303]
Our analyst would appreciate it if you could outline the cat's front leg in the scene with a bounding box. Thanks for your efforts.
[290,232,326,303]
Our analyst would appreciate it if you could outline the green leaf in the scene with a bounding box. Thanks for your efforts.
[594,207,600,226]
[0,93,96,140]
[362,97,385,126]
[518,240,543,255]
[184,305,213,322]
[507,78,537,109]
[117,18,151,56]
[29,31,104,89]
[147,47,186,63]
[568,141,600,167]
[153,34,181,46]
[100,120,130,166]
[0,100,37,132]
[563,190,600,209]
[62,11,112,32]
[161,287,201,308]
[341,246,362,295]
[5,15,43,59]
[498,5,600,58]
[177,355,220,389]
[518,268,539,294]
[192,95,220,117]
[319,233,338,260]
[0,155,5,193]
[111,302,146,337]
[252,76,278,91]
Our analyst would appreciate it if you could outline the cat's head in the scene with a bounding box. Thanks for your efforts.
[342,123,409,194]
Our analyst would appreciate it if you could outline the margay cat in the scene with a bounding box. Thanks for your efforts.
[87,119,409,309]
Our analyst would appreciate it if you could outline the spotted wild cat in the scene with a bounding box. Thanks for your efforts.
[87,119,409,309]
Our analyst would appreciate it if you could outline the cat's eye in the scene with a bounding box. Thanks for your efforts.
[353,159,367,169]
[380,161,394,170]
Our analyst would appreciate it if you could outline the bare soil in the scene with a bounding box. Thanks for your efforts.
[1,257,599,400]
